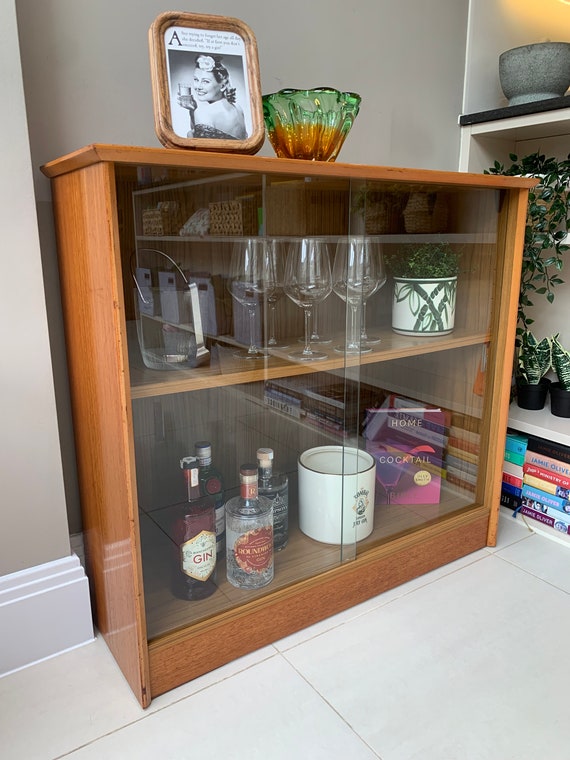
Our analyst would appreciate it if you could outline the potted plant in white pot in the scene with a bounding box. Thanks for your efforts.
[515,330,552,410]
[551,334,570,418]
[384,242,460,336]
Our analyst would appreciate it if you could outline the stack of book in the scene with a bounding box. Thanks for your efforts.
[444,418,481,493]
[500,430,528,511]
[518,436,570,534]
[264,375,379,437]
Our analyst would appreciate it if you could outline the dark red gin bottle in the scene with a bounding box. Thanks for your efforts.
[171,456,217,600]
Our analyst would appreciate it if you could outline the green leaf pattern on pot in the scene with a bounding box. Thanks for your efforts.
[552,333,570,391]
[394,279,457,332]
[517,330,551,384]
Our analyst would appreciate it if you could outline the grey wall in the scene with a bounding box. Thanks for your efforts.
[10,0,469,554]
[0,1,69,574]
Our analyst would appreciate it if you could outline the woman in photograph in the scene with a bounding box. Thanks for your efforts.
[179,54,247,140]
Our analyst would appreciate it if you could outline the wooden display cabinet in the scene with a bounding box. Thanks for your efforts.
[42,145,532,706]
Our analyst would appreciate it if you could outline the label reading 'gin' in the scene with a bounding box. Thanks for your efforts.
[234,527,273,573]
[181,530,216,580]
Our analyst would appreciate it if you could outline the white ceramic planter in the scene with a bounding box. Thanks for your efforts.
[392,276,457,336]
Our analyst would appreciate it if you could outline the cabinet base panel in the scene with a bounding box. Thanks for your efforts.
[147,508,488,701]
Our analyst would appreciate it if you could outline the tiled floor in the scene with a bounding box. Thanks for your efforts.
[3,510,570,760]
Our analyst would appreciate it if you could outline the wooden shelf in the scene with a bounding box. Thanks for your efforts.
[508,399,570,448]
[141,478,475,641]
[130,327,491,399]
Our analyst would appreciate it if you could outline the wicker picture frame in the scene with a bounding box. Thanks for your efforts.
[148,12,265,154]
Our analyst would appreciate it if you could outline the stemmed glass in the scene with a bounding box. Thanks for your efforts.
[360,237,387,346]
[284,238,332,362]
[227,238,270,360]
[265,238,289,349]
[374,446,404,504]
[332,236,385,354]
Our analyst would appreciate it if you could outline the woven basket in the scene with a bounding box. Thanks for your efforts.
[364,192,407,234]
[403,192,448,234]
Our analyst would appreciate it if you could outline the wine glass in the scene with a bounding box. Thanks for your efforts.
[227,238,270,360]
[284,238,332,362]
[360,238,387,346]
[265,238,290,349]
[332,236,384,354]
[374,446,404,504]
[297,303,332,344]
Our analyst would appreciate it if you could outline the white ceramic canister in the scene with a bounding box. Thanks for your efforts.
[298,445,375,545]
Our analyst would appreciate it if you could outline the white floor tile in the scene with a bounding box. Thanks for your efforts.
[282,553,570,760]
[275,548,488,651]
[495,530,570,593]
[61,656,377,760]
[485,508,535,551]
[0,636,143,760]
[3,526,570,760]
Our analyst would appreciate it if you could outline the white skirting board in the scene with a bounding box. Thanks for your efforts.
[0,553,94,677]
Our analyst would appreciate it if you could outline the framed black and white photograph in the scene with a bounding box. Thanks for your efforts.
[148,12,265,154]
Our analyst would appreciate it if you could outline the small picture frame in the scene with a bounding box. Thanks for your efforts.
[148,11,265,154]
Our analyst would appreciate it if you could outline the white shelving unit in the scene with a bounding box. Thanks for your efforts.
[459,100,570,447]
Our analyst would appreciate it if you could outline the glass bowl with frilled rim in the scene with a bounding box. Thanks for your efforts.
[262,87,361,161]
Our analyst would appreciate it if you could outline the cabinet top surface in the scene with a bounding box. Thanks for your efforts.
[40,143,536,189]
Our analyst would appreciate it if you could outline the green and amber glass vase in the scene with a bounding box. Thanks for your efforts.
[262,87,361,162]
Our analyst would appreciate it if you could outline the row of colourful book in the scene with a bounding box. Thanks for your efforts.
[501,429,570,535]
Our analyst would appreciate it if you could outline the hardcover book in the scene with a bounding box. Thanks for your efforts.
[523,463,570,490]
[503,459,524,479]
[527,436,570,466]
[364,404,447,505]
[502,481,522,498]
[524,451,570,479]
[522,473,570,499]
[501,490,522,510]
[502,471,523,489]
[505,431,529,456]
[504,449,525,467]
[518,503,570,535]
[521,484,569,513]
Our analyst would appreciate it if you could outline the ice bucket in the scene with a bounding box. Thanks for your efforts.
[298,445,375,544]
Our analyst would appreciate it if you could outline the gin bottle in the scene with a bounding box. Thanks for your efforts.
[257,448,289,551]
[195,440,225,557]
[171,456,217,600]
[226,464,274,589]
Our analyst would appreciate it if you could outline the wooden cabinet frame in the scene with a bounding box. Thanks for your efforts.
[42,146,533,706]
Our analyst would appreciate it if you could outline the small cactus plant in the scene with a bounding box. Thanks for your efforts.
[516,331,552,385]
[551,334,570,391]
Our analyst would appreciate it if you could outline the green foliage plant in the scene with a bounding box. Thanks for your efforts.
[485,152,570,335]
[384,242,460,279]
[516,330,551,385]
[551,333,570,391]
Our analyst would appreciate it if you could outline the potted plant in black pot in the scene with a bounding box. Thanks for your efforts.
[515,330,552,410]
[551,334,570,418]
[384,242,460,336]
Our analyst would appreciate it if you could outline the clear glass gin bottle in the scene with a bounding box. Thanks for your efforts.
[195,440,225,558]
[225,464,274,589]
[257,448,289,551]
[171,456,217,601]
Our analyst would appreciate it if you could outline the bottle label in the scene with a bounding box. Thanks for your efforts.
[181,530,216,581]
[234,527,273,573]
[205,476,223,495]
[240,482,258,499]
